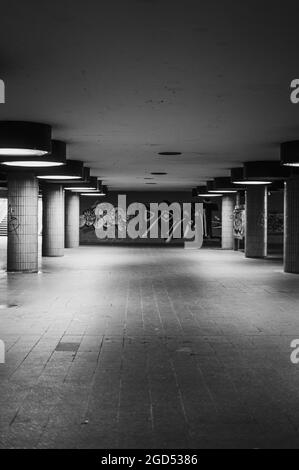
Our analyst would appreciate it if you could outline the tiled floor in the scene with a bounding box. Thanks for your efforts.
[1,241,299,448]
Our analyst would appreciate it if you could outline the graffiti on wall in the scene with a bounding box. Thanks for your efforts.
[233,206,245,240]
[80,195,204,248]
[7,204,20,234]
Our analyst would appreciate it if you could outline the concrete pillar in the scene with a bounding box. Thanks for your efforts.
[245,186,267,258]
[7,172,39,272]
[284,178,299,273]
[42,184,64,257]
[221,195,235,249]
[65,192,79,248]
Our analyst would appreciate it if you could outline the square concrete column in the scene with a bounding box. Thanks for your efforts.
[245,186,267,258]
[65,192,79,248]
[7,172,39,272]
[284,178,299,273]
[42,184,65,257]
[221,195,235,249]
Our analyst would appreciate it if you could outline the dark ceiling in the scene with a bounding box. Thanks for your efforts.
[0,0,298,190]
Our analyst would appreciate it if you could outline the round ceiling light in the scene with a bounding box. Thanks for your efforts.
[198,193,222,197]
[210,189,237,193]
[207,177,239,193]
[196,185,222,197]
[2,160,63,167]
[233,180,272,185]
[81,192,106,196]
[281,141,299,166]
[158,152,182,156]
[37,159,83,180]
[231,162,286,185]
[0,149,46,156]
[231,167,272,185]
[0,140,66,168]
[81,185,108,196]
[38,175,80,180]
[64,177,101,192]
[65,187,95,191]
[0,121,51,156]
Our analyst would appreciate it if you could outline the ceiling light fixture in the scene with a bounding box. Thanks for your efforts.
[81,192,106,196]
[233,180,272,185]
[38,175,80,180]
[231,166,272,185]
[80,185,108,196]
[158,152,182,156]
[196,185,222,197]
[2,161,62,168]
[66,187,95,191]
[0,140,66,168]
[281,141,299,167]
[231,161,289,185]
[207,177,239,193]
[198,193,222,197]
[0,121,51,156]
[210,189,237,193]
[64,177,101,192]
[37,159,83,180]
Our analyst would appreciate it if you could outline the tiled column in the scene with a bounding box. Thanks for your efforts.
[245,186,267,258]
[42,184,64,257]
[221,195,235,249]
[65,192,79,248]
[7,172,39,272]
[284,178,299,273]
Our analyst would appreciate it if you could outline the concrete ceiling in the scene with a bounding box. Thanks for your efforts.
[0,0,299,190]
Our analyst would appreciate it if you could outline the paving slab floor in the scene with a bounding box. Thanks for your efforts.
[1,241,299,448]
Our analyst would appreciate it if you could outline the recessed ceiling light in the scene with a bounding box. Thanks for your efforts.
[0,148,48,156]
[38,175,81,180]
[233,181,272,185]
[209,189,237,193]
[64,187,96,191]
[0,140,67,168]
[281,141,299,167]
[158,152,182,156]
[0,121,52,156]
[2,160,64,167]
[37,159,83,180]
[81,192,106,196]
[198,193,222,197]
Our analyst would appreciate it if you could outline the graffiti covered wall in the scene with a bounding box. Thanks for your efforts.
[80,191,197,245]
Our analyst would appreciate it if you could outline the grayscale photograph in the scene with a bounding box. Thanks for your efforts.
[0,0,298,460]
